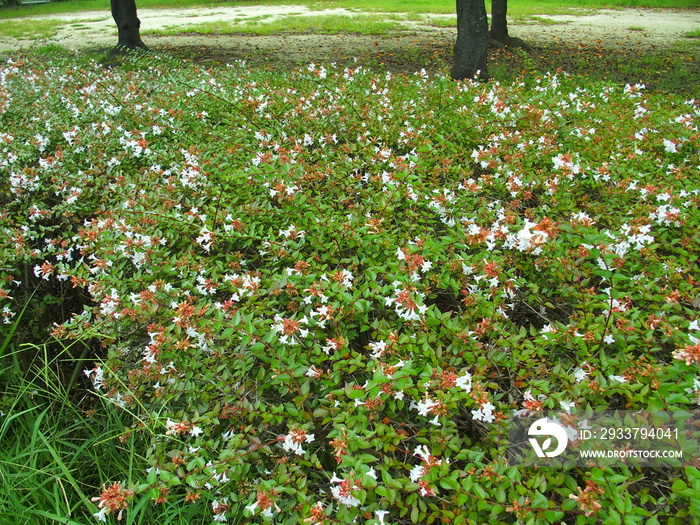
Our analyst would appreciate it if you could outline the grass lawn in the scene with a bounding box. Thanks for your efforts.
[1,0,699,18]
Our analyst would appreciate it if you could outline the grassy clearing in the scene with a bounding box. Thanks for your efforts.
[147,13,404,36]
[1,0,699,20]
[220,13,402,35]
[0,18,63,39]
[309,0,700,15]
[520,15,571,25]
[424,16,456,28]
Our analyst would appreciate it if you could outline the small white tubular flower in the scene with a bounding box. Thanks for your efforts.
[456,371,472,393]
[471,401,495,423]
[409,464,425,482]
[516,220,548,252]
[330,473,361,507]
[415,397,438,417]
[573,366,589,383]
[280,427,315,456]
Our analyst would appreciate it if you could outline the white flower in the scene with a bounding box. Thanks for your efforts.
[330,474,361,507]
[472,401,495,423]
[369,340,387,359]
[272,314,310,345]
[516,220,548,252]
[409,464,425,482]
[279,225,305,239]
[560,400,576,413]
[305,366,322,379]
[415,398,438,417]
[212,497,230,522]
[563,423,581,442]
[573,367,589,383]
[684,376,700,403]
[663,139,677,153]
[281,428,315,456]
[196,227,214,251]
[337,269,354,287]
[456,372,472,393]
[571,211,594,225]
[414,445,431,462]
[331,486,360,507]
[84,365,105,390]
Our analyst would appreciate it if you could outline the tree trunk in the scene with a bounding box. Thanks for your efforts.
[451,0,489,81]
[110,0,147,51]
[490,0,508,43]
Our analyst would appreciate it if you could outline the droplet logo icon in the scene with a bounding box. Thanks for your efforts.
[527,418,568,458]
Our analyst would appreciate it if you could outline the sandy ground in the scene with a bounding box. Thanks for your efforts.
[1,5,699,62]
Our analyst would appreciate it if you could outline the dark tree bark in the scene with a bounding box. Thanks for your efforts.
[490,0,508,43]
[489,0,528,48]
[110,0,147,51]
[451,0,489,81]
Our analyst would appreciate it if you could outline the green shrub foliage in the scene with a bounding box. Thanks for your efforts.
[1,53,700,523]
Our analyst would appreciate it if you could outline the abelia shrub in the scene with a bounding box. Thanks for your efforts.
[1,53,699,523]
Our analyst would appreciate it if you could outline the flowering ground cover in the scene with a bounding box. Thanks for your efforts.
[1,50,700,523]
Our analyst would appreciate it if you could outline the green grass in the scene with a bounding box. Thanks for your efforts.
[307,0,700,15]
[0,298,134,524]
[0,18,63,38]
[424,16,456,28]
[1,0,699,20]
[0,338,184,524]
[685,28,700,37]
[147,13,404,36]
[0,310,89,522]
[522,15,571,25]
